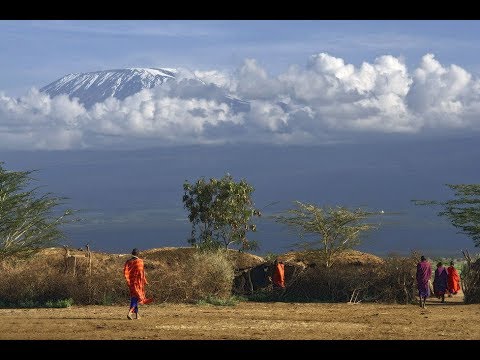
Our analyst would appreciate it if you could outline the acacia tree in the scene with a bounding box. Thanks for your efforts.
[413,184,480,247]
[182,174,261,251]
[0,163,74,260]
[273,201,379,268]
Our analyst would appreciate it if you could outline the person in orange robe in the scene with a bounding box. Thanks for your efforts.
[123,248,153,320]
[272,259,285,289]
[447,261,461,296]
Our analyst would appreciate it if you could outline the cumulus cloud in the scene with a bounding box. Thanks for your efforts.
[1,53,480,150]
[193,69,237,92]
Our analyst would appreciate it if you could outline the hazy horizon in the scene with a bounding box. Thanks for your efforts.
[3,137,479,259]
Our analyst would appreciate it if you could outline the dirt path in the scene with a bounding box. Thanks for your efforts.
[0,293,476,340]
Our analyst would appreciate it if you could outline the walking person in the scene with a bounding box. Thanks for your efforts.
[123,248,153,320]
[447,261,461,296]
[272,258,285,289]
[416,255,432,308]
[433,262,448,303]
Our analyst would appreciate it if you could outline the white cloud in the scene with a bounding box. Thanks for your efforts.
[193,69,237,92]
[407,53,477,129]
[247,100,289,132]
[236,59,284,100]
[1,52,480,150]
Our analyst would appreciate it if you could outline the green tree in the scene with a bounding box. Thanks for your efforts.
[273,201,379,267]
[0,162,74,260]
[182,174,261,251]
[413,184,480,247]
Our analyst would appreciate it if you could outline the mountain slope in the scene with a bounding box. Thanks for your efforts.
[41,68,176,108]
[40,67,250,112]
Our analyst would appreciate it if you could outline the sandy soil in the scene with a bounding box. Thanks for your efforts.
[0,292,476,340]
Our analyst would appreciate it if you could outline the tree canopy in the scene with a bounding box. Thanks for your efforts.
[273,201,379,267]
[0,162,74,260]
[413,184,480,247]
[182,174,261,251]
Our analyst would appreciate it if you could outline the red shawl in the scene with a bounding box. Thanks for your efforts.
[447,265,461,294]
[273,263,285,288]
[124,256,153,304]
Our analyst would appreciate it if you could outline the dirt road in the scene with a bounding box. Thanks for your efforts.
[0,294,476,340]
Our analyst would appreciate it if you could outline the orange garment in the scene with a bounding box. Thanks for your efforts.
[272,262,285,288]
[447,265,461,294]
[124,256,153,304]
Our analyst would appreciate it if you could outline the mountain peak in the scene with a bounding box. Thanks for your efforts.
[40,67,177,108]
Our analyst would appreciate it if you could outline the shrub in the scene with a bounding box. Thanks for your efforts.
[45,298,74,308]
[371,254,418,304]
[462,255,480,304]
[283,265,380,302]
[0,247,430,306]
[150,249,235,303]
[277,253,418,304]
[0,250,127,307]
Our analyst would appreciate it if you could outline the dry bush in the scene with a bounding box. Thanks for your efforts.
[0,247,239,306]
[0,254,86,305]
[281,249,384,268]
[0,251,127,306]
[147,250,235,303]
[284,264,380,303]
[1,246,422,306]
[143,247,264,270]
[278,249,384,303]
[370,254,418,304]
[281,252,418,304]
[462,256,480,304]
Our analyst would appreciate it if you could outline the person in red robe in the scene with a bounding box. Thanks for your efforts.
[447,261,461,296]
[123,248,153,320]
[272,259,285,289]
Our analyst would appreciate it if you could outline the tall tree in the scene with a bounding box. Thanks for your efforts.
[182,174,261,251]
[413,184,480,247]
[273,201,379,267]
[0,163,74,260]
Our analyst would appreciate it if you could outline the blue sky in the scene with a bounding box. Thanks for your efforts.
[2,20,480,96]
[1,20,480,150]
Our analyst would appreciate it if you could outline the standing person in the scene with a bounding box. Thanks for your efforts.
[447,261,461,296]
[123,248,153,320]
[416,255,432,308]
[433,262,448,303]
[272,258,285,289]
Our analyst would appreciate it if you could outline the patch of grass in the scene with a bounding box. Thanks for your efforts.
[0,298,74,309]
[18,300,41,308]
[247,289,281,302]
[233,295,248,302]
[196,295,243,306]
[45,298,74,308]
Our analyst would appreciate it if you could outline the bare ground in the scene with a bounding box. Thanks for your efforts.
[0,293,477,340]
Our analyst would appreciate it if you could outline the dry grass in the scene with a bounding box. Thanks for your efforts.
[148,250,235,303]
[0,247,474,307]
[462,257,480,304]
[280,251,418,304]
[281,249,384,268]
[0,247,252,306]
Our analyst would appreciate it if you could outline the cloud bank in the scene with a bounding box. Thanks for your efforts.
[1,53,480,150]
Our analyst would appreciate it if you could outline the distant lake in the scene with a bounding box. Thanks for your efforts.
[3,135,479,258]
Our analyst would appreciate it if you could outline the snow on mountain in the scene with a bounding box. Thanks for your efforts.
[40,67,250,112]
[40,68,176,108]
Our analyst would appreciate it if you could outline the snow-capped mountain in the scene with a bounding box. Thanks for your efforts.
[41,68,176,108]
[40,67,250,112]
